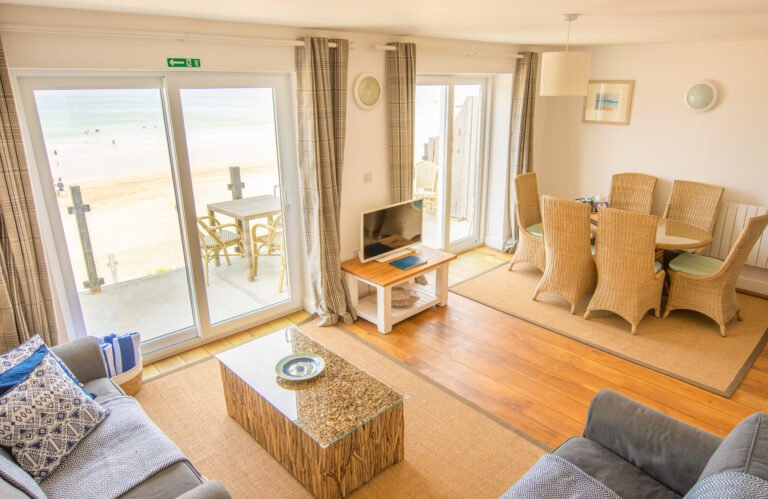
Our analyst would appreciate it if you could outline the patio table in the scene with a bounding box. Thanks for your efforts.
[207,195,281,281]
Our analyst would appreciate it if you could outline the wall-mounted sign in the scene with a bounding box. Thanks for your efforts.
[167,58,201,68]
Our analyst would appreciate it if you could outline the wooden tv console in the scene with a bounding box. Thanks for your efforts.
[341,245,456,334]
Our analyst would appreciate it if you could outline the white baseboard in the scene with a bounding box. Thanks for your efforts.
[484,235,505,251]
[738,265,768,296]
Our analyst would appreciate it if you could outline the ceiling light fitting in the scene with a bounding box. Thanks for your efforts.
[540,13,591,97]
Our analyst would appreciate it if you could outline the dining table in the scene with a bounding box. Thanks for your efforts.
[207,195,282,281]
[590,214,713,258]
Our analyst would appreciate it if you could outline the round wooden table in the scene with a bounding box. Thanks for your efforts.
[590,214,712,251]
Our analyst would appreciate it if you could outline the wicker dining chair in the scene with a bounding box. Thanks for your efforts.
[608,172,657,214]
[508,172,545,272]
[663,212,768,336]
[533,196,596,313]
[584,207,665,334]
[664,180,725,232]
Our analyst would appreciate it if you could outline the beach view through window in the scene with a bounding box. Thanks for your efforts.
[35,88,195,340]
[34,86,290,340]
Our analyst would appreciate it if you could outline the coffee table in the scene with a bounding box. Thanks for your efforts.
[216,328,405,498]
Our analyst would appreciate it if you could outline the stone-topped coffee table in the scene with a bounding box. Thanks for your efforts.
[216,327,405,498]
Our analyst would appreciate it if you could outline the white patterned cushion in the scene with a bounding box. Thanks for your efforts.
[0,353,108,481]
[0,337,43,375]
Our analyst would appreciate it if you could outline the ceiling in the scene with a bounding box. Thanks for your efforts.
[4,0,768,45]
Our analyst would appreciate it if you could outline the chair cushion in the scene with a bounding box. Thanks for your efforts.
[698,412,768,482]
[654,261,663,273]
[591,244,596,256]
[669,253,723,276]
[202,230,241,248]
[525,223,543,237]
[553,437,680,498]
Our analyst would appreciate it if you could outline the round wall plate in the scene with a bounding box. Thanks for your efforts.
[685,80,718,112]
[353,72,381,110]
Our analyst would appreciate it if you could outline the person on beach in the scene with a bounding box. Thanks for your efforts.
[56,177,64,196]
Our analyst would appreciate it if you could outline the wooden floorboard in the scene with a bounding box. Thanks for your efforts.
[344,246,768,449]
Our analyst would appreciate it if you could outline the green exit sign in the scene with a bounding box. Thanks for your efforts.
[167,58,201,68]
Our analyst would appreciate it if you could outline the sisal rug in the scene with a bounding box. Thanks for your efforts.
[450,263,768,397]
[135,320,546,498]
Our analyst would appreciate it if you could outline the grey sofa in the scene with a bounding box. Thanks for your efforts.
[0,336,231,499]
[512,389,768,498]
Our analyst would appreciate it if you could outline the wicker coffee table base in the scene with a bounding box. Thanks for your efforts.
[220,363,404,498]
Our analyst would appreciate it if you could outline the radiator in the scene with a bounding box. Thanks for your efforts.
[705,202,768,269]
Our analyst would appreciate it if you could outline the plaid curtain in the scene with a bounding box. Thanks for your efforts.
[504,52,539,253]
[295,37,356,326]
[386,42,416,203]
[0,38,58,348]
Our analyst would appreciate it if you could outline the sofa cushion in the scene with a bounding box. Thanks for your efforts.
[121,461,203,498]
[0,353,108,481]
[83,377,125,401]
[698,412,768,482]
[1,338,91,398]
[554,437,681,499]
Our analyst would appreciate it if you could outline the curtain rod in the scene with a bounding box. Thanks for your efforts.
[374,44,522,59]
[0,24,347,48]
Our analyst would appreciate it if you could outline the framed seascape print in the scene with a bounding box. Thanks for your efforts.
[583,80,635,125]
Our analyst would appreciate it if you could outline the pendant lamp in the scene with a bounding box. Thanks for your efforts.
[540,14,591,96]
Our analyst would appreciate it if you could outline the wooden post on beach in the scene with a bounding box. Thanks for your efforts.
[227,166,245,200]
[67,185,104,293]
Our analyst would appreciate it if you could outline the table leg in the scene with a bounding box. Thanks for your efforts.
[436,264,449,306]
[345,273,359,313]
[243,219,254,281]
[377,285,392,334]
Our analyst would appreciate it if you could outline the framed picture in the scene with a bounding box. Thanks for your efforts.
[583,80,635,125]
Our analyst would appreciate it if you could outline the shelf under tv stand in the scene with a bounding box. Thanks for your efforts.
[341,245,457,334]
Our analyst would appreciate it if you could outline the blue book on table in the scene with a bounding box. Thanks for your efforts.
[389,255,427,270]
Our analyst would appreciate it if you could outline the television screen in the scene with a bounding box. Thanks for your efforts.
[361,199,423,262]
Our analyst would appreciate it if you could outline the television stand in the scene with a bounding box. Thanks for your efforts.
[374,248,414,263]
[341,245,457,334]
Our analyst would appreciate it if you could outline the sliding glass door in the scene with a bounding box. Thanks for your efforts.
[17,73,301,354]
[415,77,488,251]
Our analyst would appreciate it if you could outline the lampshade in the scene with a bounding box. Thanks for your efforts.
[540,51,591,96]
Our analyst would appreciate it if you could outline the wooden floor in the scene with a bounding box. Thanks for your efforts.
[146,245,768,451]
[344,246,768,450]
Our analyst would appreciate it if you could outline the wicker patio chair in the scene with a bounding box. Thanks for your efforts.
[198,216,245,286]
[584,207,665,334]
[609,172,657,214]
[533,196,596,313]
[413,160,438,213]
[252,214,286,292]
[508,172,545,272]
[663,212,768,336]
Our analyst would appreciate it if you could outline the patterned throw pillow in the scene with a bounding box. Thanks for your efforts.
[0,353,108,481]
[0,336,43,375]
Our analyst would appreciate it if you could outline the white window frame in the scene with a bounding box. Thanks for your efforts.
[12,70,304,356]
[416,75,492,253]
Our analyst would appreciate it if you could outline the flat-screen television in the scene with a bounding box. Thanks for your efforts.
[361,199,423,262]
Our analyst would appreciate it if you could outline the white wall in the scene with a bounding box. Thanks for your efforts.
[0,4,519,266]
[535,39,768,215]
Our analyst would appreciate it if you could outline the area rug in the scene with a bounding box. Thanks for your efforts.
[449,264,768,397]
[135,320,546,498]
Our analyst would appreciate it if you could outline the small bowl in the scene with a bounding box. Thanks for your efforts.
[276,353,325,381]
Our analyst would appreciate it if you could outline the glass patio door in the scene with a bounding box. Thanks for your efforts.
[165,75,300,327]
[17,73,302,354]
[18,77,197,347]
[415,77,488,251]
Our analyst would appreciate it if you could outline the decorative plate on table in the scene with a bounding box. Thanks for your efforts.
[276,353,325,381]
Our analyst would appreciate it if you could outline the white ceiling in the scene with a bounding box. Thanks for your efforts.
[4,0,768,45]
